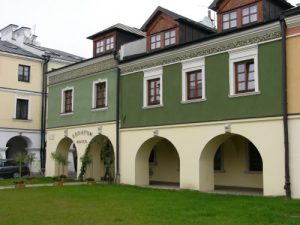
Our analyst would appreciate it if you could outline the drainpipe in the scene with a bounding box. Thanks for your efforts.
[114,52,120,183]
[280,15,291,199]
[40,55,50,174]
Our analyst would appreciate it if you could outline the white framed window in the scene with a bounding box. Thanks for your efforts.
[229,45,259,97]
[14,95,31,120]
[143,67,163,108]
[92,78,108,111]
[181,57,206,103]
[61,86,74,115]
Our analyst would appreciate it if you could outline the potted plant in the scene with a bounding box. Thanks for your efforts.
[101,139,114,183]
[86,177,96,185]
[78,144,92,181]
[25,153,36,184]
[14,151,27,178]
[51,151,69,186]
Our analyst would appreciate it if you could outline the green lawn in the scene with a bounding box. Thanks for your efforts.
[0,184,299,225]
[0,177,77,186]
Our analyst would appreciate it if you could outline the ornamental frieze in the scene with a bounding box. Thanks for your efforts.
[49,58,117,85]
[120,30,281,74]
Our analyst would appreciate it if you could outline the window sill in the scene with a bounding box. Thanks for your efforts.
[181,98,207,104]
[60,112,74,116]
[91,107,108,112]
[229,91,260,98]
[143,104,164,109]
[13,118,32,121]
[214,169,226,173]
[244,170,262,174]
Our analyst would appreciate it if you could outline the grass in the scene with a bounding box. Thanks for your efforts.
[0,177,76,186]
[0,184,299,225]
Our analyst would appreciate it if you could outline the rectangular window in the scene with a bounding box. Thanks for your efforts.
[96,82,106,108]
[235,60,255,94]
[18,65,30,82]
[242,4,258,25]
[96,40,105,54]
[248,143,262,172]
[187,70,203,100]
[64,90,73,113]
[147,78,160,106]
[151,34,161,50]
[223,11,237,30]
[164,29,176,46]
[16,99,28,120]
[106,36,114,51]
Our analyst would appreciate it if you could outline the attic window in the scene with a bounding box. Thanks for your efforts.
[223,11,237,30]
[164,29,176,46]
[151,34,161,50]
[95,36,115,55]
[242,4,258,25]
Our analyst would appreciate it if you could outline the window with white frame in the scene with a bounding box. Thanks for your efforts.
[143,67,163,108]
[61,87,74,114]
[15,97,30,120]
[229,45,259,96]
[92,79,108,110]
[182,57,205,103]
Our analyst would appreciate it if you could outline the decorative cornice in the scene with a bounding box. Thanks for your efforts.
[48,55,117,86]
[120,22,282,75]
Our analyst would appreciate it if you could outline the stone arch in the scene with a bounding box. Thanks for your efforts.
[6,135,32,159]
[199,133,263,193]
[135,136,180,186]
[54,137,76,177]
[85,134,115,181]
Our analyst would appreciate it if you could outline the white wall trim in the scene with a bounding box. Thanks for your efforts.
[61,86,74,114]
[229,44,259,96]
[91,78,108,109]
[143,66,163,108]
[14,94,32,120]
[181,56,206,103]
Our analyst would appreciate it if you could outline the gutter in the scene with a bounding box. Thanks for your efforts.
[40,55,50,174]
[114,52,121,183]
[279,15,291,199]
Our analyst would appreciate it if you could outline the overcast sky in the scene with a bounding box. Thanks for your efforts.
[1,0,299,58]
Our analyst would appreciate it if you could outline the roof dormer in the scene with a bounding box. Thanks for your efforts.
[87,23,145,57]
[141,6,216,52]
[209,0,293,32]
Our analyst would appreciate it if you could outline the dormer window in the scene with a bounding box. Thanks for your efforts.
[95,36,115,55]
[151,34,162,50]
[223,11,237,30]
[242,4,258,25]
[164,29,176,46]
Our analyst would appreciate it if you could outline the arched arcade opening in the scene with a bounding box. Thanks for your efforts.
[199,133,263,194]
[6,135,31,159]
[135,136,180,187]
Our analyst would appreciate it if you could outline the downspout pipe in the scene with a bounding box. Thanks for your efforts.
[280,15,291,199]
[41,55,50,174]
[114,52,120,183]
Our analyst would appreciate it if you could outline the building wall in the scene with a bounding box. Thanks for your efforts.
[45,122,116,178]
[121,41,283,128]
[120,117,285,196]
[47,68,117,128]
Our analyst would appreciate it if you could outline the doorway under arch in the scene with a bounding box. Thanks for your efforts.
[6,135,31,159]
[135,136,180,187]
[199,133,263,194]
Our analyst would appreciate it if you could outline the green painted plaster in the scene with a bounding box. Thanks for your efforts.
[47,69,117,128]
[120,41,283,128]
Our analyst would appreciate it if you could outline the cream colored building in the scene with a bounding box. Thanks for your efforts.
[0,24,83,176]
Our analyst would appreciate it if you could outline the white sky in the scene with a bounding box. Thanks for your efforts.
[0,0,299,58]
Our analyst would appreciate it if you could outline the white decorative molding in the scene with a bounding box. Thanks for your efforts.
[181,56,206,103]
[14,94,32,120]
[61,86,74,114]
[91,78,108,109]
[228,44,259,96]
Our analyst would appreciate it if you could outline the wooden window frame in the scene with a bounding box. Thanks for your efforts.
[95,82,106,108]
[187,70,203,100]
[147,78,160,106]
[242,4,258,25]
[96,40,105,54]
[235,60,255,94]
[18,65,30,82]
[16,99,29,120]
[64,90,73,113]
[94,34,115,56]
[150,33,162,50]
[164,29,176,47]
[222,10,237,30]
[150,28,178,51]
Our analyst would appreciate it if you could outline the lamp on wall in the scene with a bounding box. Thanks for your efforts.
[225,124,231,133]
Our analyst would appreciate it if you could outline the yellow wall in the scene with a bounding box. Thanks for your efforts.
[0,55,42,92]
[287,35,300,114]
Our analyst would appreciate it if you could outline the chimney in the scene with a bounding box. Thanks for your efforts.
[0,24,18,41]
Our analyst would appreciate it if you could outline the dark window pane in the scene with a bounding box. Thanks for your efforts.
[16,99,28,119]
